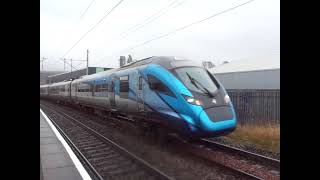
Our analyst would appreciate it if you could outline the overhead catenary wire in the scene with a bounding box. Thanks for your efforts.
[124,0,256,52]
[51,0,95,63]
[39,57,80,72]
[95,0,188,65]
[38,56,78,72]
[120,0,182,37]
[60,58,81,72]
[80,0,96,19]
[122,0,188,37]
[62,0,125,58]
[73,61,85,69]
[60,57,87,72]
[43,54,86,72]
[96,0,256,64]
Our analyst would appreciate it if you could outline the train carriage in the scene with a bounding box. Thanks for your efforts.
[40,84,49,98]
[47,81,71,102]
[41,56,237,139]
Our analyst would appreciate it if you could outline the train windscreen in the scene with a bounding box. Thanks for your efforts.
[175,67,218,94]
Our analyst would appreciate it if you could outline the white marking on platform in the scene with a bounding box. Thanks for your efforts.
[40,109,92,180]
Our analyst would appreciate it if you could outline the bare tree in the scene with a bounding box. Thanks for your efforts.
[202,61,215,69]
[127,54,133,64]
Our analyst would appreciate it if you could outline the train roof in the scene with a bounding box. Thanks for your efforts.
[74,56,199,81]
[72,68,118,83]
[40,84,50,88]
[48,80,71,87]
[119,56,198,70]
[43,56,202,85]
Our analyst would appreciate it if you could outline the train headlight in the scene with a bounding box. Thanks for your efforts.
[224,95,230,104]
[183,95,202,106]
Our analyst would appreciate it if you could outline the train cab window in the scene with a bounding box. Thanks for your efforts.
[174,67,219,94]
[120,76,129,98]
[147,75,175,97]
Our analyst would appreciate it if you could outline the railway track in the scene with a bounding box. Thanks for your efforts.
[169,137,280,180]
[201,139,280,169]
[41,100,280,179]
[41,103,173,180]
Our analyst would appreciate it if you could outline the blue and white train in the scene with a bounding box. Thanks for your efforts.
[40,56,237,138]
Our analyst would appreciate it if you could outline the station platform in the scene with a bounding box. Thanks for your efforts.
[40,109,91,180]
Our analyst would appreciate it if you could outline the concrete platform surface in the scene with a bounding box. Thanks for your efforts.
[40,109,90,180]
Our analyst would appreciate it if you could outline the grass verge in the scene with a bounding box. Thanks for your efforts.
[223,124,280,153]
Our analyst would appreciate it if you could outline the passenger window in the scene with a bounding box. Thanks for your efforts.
[102,83,108,91]
[109,82,114,92]
[138,77,143,90]
[95,84,99,92]
[147,75,175,97]
[103,83,108,97]
[90,84,94,92]
[120,76,129,98]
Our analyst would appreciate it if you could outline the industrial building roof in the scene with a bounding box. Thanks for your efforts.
[210,55,280,74]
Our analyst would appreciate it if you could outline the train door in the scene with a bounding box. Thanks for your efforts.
[109,77,116,108]
[91,81,95,97]
[68,83,71,99]
[74,83,78,102]
[137,76,145,112]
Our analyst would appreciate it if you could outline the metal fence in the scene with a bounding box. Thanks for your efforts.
[227,89,280,126]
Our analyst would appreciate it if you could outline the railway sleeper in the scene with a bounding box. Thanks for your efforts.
[89,155,115,164]
[121,170,156,180]
[75,139,100,146]
[67,129,88,135]
[74,137,98,143]
[81,144,108,151]
[66,129,90,135]
[105,165,143,177]
[79,144,107,151]
[77,144,106,150]
[87,150,114,159]
[85,150,115,159]
[84,148,114,156]
[77,141,105,148]
[76,141,103,148]
[99,161,135,174]
[94,156,129,168]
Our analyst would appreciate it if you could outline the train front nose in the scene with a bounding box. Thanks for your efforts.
[198,106,237,136]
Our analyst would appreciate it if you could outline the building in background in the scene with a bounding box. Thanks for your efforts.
[209,55,280,125]
[202,61,215,69]
[210,55,280,90]
[40,71,66,85]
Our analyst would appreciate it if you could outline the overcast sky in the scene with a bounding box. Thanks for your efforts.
[40,0,280,71]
